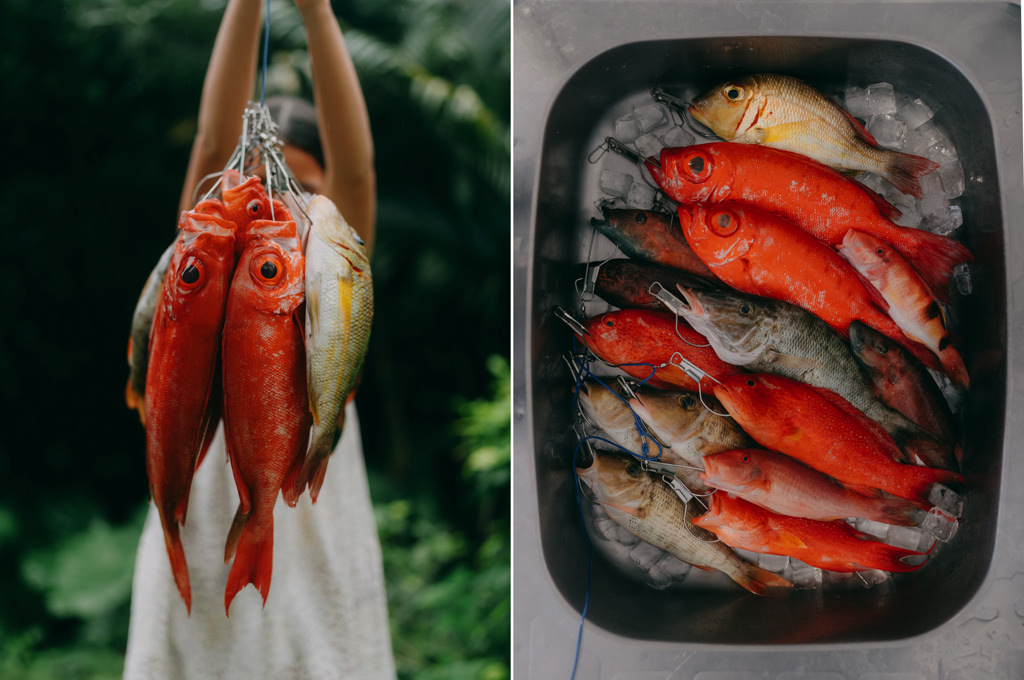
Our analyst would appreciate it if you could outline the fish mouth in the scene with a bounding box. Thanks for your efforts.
[674,285,704,318]
[645,157,664,186]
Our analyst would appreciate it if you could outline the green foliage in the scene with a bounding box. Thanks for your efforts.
[374,354,510,680]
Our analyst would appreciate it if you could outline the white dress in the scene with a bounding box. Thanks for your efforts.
[123,402,396,680]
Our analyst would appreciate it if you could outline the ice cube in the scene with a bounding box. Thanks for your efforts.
[894,202,922,229]
[926,139,959,166]
[939,162,966,198]
[614,114,641,144]
[854,518,890,539]
[757,553,790,572]
[626,182,656,210]
[918,185,949,217]
[928,484,964,518]
[634,103,668,134]
[857,173,888,195]
[789,562,823,590]
[865,82,898,116]
[845,85,871,117]
[867,114,906,148]
[918,169,944,198]
[954,262,973,296]
[634,132,664,160]
[599,168,633,199]
[921,507,960,543]
[629,540,665,570]
[898,97,935,130]
[645,563,674,590]
[885,525,925,552]
[921,205,963,236]
[661,125,695,148]
[656,555,692,579]
[905,121,944,155]
[857,569,890,588]
[593,515,621,542]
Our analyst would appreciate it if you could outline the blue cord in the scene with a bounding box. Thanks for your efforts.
[260,0,271,105]
[570,439,594,680]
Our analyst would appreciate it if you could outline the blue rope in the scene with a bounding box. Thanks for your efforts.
[260,0,271,105]
[570,439,594,680]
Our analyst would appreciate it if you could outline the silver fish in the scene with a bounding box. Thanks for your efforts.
[125,240,176,426]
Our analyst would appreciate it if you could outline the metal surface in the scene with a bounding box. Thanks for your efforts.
[513,1,1023,677]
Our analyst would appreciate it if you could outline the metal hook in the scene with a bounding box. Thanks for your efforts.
[554,306,590,337]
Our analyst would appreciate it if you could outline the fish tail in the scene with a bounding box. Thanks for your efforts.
[223,503,247,564]
[890,423,959,472]
[883,151,940,199]
[160,522,192,614]
[862,539,929,573]
[896,230,973,304]
[224,512,274,616]
[280,446,307,508]
[902,465,965,506]
[871,498,928,528]
[734,563,793,595]
[296,435,333,504]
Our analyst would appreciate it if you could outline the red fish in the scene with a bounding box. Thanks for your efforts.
[849,320,960,465]
[590,258,718,311]
[195,170,279,256]
[712,373,963,506]
[838,229,969,389]
[221,218,310,614]
[646,143,972,302]
[144,210,237,613]
[589,206,714,278]
[693,493,929,573]
[700,448,921,526]
[578,309,744,392]
[675,202,941,371]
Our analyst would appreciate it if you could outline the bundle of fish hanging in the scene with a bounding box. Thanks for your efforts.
[567,73,971,593]
[124,107,373,615]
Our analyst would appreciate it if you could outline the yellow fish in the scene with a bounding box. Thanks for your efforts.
[292,194,374,504]
[689,73,938,198]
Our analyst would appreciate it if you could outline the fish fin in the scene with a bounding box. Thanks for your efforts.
[763,349,822,374]
[862,185,903,222]
[894,231,972,305]
[734,563,793,595]
[295,414,341,504]
[842,109,879,147]
[159,519,192,614]
[776,531,808,550]
[224,514,274,616]
[280,433,311,508]
[884,151,940,200]
[224,503,247,564]
[125,379,146,427]
[598,501,642,518]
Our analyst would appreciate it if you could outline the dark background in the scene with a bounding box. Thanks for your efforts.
[0,0,509,677]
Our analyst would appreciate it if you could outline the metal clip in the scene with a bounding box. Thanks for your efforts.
[650,87,691,117]
[649,282,688,316]
[662,474,695,504]
[553,306,590,337]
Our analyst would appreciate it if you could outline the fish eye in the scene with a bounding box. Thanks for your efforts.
[604,318,615,327]
[260,261,278,279]
[738,303,752,315]
[634,212,647,225]
[875,247,885,256]
[875,343,889,355]
[251,253,285,287]
[625,461,641,476]
[679,394,696,409]
[682,151,713,183]
[688,155,705,174]
[354,233,365,246]
[745,378,756,387]
[741,454,750,463]
[726,86,743,101]
[707,209,739,236]
[247,200,262,216]
[179,257,204,288]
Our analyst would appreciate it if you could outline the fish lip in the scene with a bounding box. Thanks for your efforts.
[645,157,663,185]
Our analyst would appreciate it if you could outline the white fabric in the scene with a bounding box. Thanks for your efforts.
[123,402,396,680]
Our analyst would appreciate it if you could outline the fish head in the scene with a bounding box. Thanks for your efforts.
[234,219,305,315]
[630,388,704,442]
[649,144,726,203]
[674,285,769,365]
[162,212,236,322]
[692,492,764,537]
[689,77,758,141]
[700,449,767,494]
[713,374,777,421]
[576,451,649,512]
[837,229,893,281]
[590,207,682,260]
[308,194,371,273]
[676,204,752,267]
[222,170,273,228]
[577,379,633,431]
[849,320,903,379]
[582,310,628,353]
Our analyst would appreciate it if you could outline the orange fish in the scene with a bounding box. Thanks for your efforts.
[712,373,962,506]
[144,210,237,613]
[675,202,942,371]
[693,493,930,573]
[646,143,972,302]
[578,309,744,393]
[221,218,310,614]
[688,73,939,198]
[195,170,283,256]
[839,229,969,389]
[700,448,921,526]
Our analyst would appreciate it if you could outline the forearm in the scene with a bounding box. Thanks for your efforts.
[298,1,376,249]
[179,0,264,213]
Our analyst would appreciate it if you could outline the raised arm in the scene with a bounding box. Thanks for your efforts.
[296,0,377,252]
[178,0,264,214]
